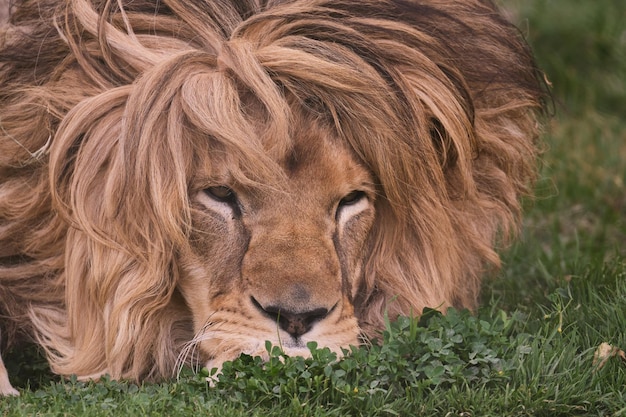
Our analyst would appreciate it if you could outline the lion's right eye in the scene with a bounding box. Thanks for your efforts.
[338,190,367,207]
[204,186,237,205]
[335,189,370,226]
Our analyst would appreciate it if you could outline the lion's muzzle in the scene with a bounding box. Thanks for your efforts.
[251,296,333,338]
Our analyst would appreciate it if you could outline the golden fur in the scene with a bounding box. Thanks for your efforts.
[0,0,545,395]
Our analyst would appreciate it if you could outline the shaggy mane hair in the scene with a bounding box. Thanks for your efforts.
[0,0,545,387]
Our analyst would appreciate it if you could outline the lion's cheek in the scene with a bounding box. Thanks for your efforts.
[335,206,376,300]
[177,221,248,333]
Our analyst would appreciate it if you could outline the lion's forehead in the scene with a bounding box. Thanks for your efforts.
[196,117,375,209]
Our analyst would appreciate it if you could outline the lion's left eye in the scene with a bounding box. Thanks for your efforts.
[338,190,367,207]
[204,186,237,205]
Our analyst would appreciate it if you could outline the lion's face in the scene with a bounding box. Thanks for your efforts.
[177,120,375,369]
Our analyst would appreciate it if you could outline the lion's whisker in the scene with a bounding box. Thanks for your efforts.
[175,320,216,378]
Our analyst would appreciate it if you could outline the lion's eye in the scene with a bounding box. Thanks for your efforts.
[204,186,237,205]
[338,190,367,207]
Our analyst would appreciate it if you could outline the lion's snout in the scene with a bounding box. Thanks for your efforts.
[241,224,346,334]
[245,259,343,339]
[251,296,332,338]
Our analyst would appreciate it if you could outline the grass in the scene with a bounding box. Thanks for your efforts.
[2,0,626,415]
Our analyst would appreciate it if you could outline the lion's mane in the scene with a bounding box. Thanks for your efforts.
[0,0,545,381]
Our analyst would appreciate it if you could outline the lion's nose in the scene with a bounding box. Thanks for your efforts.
[251,297,331,338]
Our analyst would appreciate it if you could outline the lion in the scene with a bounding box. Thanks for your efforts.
[0,0,546,395]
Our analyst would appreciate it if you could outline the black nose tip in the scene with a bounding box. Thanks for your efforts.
[251,297,329,338]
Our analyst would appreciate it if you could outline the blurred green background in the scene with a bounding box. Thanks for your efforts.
[490,0,626,308]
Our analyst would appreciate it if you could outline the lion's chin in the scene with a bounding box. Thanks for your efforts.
[203,339,348,377]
